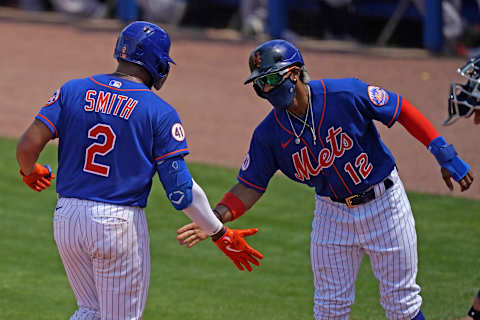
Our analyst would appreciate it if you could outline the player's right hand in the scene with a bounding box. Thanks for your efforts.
[177,222,209,248]
[20,163,55,192]
[213,226,263,272]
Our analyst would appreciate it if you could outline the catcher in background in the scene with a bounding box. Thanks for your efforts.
[443,56,480,127]
[442,55,480,320]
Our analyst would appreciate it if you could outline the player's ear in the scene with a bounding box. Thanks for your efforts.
[289,67,301,82]
[154,74,168,90]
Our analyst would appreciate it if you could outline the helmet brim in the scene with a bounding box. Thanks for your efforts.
[244,70,261,85]
[244,65,295,85]
[167,56,176,65]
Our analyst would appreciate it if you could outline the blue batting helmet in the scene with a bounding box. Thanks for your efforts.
[244,39,304,85]
[114,21,175,86]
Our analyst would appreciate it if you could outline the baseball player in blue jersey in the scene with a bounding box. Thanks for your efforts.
[442,55,480,320]
[16,21,262,320]
[177,39,474,320]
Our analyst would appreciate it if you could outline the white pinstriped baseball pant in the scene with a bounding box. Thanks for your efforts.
[311,168,422,320]
[53,197,150,320]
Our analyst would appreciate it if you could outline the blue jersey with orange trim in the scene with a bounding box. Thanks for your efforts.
[238,78,401,199]
[36,74,189,207]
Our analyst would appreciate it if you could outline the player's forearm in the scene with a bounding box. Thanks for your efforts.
[213,205,234,223]
[16,135,44,175]
[16,120,52,175]
[213,183,262,223]
[16,148,39,175]
[183,180,224,236]
[397,98,440,146]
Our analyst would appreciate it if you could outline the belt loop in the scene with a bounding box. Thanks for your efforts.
[390,166,399,182]
[375,179,386,198]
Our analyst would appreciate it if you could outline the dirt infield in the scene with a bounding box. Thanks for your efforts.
[1,10,479,199]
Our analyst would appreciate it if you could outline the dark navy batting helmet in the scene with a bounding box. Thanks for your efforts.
[443,55,480,125]
[114,21,175,87]
[244,39,304,85]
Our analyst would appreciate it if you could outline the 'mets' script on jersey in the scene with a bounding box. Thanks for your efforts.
[238,78,401,199]
[36,74,188,207]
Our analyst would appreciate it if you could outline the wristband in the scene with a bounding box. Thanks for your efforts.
[427,136,470,181]
[217,192,246,221]
[211,226,226,242]
[212,209,224,223]
[43,164,53,179]
[427,136,457,163]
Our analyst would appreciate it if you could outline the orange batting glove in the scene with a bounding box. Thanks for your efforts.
[213,226,263,272]
[20,163,55,192]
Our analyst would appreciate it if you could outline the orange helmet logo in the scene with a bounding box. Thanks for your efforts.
[121,46,127,59]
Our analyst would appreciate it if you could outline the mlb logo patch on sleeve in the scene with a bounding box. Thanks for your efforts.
[109,80,122,88]
[44,89,60,106]
[367,86,389,106]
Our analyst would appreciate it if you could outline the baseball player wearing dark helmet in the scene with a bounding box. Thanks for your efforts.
[16,21,262,319]
[442,55,480,320]
[177,39,474,320]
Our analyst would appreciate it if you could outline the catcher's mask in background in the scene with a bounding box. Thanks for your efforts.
[114,21,175,89]
[443,55,480,125]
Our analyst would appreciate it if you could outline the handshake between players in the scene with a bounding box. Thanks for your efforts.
[18,159,263,273]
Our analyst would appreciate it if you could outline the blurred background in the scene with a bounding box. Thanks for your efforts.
[2,0,480,56]
[1,4,479,319]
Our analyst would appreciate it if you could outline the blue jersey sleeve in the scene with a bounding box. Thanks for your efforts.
[153,109,189,162]
[237,127,278,193]
[156,155,193,210]
[353,79,402,128]
[36,87,63,138]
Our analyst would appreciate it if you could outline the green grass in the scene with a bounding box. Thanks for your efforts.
[1,137,479,319]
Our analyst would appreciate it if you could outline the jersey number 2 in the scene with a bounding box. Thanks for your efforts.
[84,124,116,177]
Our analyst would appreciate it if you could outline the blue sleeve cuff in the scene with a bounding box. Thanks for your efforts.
[35,114,57,138]
[386,95,402,128]
[237,175,266,193]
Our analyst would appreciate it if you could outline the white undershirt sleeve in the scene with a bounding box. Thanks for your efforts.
[183,179,223,236]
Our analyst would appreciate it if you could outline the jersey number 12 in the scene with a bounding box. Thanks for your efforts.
[344,152,373,185]
[83,124,116,177]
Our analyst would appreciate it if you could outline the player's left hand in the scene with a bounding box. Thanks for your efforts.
[176,222,209,248]
[441,167,473,192]
[20,163,55,192]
